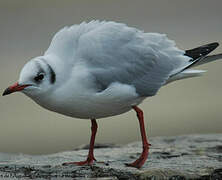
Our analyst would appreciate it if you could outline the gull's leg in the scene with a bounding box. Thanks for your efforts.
[125,106,150,168]
[63,119,98,166]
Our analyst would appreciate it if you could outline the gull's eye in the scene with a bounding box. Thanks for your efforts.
[34,73,44,82]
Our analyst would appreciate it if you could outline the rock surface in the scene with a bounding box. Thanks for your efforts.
[0,134,221,179]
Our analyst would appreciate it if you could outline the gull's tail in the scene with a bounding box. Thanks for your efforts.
[166,42,222,84]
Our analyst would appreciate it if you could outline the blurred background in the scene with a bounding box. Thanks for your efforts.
[0,0,221,154]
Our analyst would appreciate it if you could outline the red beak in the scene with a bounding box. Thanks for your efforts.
[2,82,30,96]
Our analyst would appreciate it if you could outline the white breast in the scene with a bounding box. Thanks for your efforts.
[31,65,144,119]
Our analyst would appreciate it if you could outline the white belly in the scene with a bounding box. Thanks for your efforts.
[32,82,145,119]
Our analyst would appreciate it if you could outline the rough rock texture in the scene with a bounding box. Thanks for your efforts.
[0,134,221,179]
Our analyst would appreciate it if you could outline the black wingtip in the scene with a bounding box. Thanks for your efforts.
[211,42,219,47]
[204,42,219,50]
[185,42,220,61]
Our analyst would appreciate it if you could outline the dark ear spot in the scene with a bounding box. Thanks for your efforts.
[48,65,56,84]
[39,59,56,84]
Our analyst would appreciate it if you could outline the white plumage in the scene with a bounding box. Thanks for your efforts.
[7,20,218,119]
[3,20,221,168]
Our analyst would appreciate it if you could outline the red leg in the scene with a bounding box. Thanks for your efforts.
[63,119,98,166]
[125,106,150,168]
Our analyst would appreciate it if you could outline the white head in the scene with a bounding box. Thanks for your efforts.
[3,57,56,98]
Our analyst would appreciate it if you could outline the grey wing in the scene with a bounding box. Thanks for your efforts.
[77,21,190,96]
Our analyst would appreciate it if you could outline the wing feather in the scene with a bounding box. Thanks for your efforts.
[77,21,190,96]
[45,21,191,96]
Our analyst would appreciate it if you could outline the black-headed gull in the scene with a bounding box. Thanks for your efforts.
[3,21,222,168]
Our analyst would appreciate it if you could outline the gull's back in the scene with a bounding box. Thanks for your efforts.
[45,20,191,97]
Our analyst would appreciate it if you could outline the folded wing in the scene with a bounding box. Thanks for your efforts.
[77,21,190,96]
[45,21,193,97]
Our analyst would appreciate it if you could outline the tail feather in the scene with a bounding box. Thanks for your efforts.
[166,69,205,84]
[192,53,222,67]
[167,42,221,84]
[170,42,220,78]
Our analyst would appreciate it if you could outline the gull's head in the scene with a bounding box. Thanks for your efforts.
[3,57,56,98]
